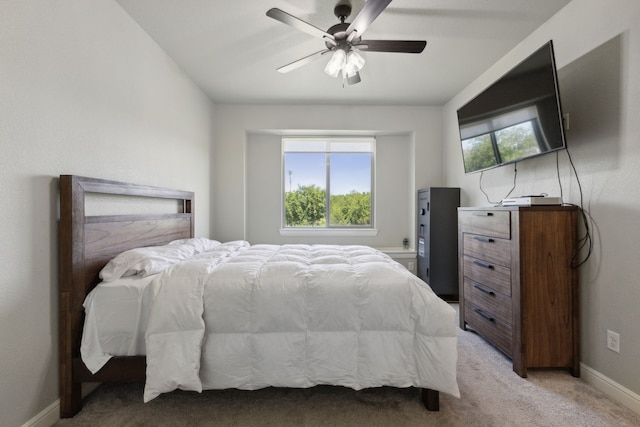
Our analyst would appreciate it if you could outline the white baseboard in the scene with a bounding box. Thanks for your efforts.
[22,382,101,427]
[21,399,59,427]
[581,362,640,416]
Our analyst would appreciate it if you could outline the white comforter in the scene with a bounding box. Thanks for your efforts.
[142,244,459,402]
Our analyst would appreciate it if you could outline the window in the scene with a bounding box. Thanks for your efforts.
[282,137,375,229]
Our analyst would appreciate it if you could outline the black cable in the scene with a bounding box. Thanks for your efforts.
[565,202,593,268]
[479,171,496,205]
[566,148,585,210]
[505,163,518,199]
[559,148,593,268]
[556,151,564,202]
[479,163,517,206]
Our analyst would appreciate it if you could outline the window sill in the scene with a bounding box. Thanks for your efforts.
[279,228,379,237]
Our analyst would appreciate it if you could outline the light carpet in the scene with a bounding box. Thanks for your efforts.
[55,327,640,426]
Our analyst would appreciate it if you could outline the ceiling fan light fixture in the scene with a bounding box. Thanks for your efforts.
[346,70,361,85]
[324,48,347,78]
[346,49,365,72]
[344,62,360,81]
[342,49,365,84]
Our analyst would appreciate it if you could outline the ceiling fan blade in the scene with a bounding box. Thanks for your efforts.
[267,8,336,43]
[277,49,331,73]
[355,40,427,53]
[345,0,393,37]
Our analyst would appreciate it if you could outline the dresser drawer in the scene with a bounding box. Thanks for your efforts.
[463,255,511,296]
[459,210,511,239]
[465,302,512,357]
[464,277,512,325]
[463,233,511,267]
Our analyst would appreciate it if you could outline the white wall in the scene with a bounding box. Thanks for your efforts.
[0,1,213,426]
[443,0,640,403]
[212,105,444,248]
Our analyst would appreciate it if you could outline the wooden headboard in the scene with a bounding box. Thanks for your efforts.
[58,175,195,417]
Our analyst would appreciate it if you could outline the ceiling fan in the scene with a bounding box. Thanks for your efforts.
[266,0,427,85]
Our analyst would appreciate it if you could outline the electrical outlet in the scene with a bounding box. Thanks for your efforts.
[607,330,620,353]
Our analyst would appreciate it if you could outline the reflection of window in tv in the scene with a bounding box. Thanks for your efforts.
[461,134,498,173]
[460,105,553,173]
[495,120,543,163]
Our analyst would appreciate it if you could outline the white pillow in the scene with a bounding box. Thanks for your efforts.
[168,237,221,253]
[99,244,197,282]
[219,240,250,250]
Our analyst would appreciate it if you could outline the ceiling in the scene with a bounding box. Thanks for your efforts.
[115,0,571,106]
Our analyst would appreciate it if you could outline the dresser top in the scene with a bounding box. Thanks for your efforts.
[458,205,578,212]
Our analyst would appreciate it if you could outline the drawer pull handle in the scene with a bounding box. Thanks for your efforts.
[473,236,494,243]
[473,260,494,270]
[475,308,495,322]
[472,212,494,217]
[474,285,495,296]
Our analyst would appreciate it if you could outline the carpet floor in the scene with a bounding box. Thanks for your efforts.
[55,326,640,426]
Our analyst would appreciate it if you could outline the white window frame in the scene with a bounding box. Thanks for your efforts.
[279,137,378,237]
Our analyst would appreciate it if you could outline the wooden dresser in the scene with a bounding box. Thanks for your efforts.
[458,206,579,378]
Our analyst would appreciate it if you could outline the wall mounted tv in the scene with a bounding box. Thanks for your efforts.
[457,41,566,174]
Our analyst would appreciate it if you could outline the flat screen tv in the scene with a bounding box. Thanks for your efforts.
[457,41,566,174]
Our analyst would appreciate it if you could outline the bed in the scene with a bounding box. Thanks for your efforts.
[59,175,459,418]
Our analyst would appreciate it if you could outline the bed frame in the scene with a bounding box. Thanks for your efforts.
[58,175,439,418]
